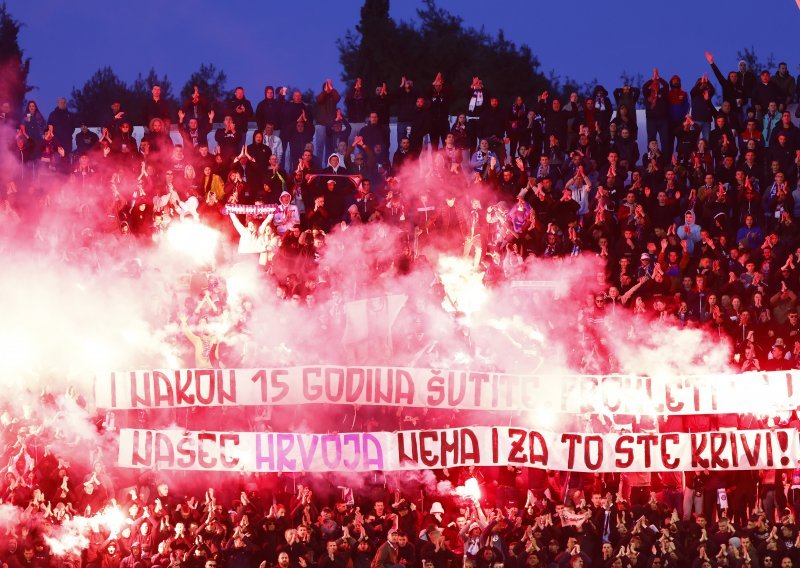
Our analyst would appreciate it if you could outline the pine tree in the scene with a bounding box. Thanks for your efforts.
[337,0,400,89]
[131,68,178,121]
[179,63,228,114]
[337,0,553,111]
[0,3,32,112]
[69,67,135,125]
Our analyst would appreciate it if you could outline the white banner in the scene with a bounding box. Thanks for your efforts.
[118,427,800,473]
[97,367,800,417]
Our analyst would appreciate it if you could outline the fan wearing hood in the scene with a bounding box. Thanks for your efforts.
[119,540,144,568]
[666,75,690,157]
[323,153,348,175]
[421,501,446,529]
[100,538,123,568]
[255,85,285,133]
[592,85,613,131]
[460,517,488,560]
[677,210,702,254]
[347,180,377,223]
[642,69,670,157]
[274,190,300,235]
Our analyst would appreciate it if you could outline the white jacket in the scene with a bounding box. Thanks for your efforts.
[230,213,273,253]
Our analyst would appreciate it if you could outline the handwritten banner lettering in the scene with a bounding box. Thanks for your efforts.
[118,427,800,473]
[97,367,800,417]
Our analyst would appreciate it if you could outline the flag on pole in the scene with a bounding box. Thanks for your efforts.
[342,294,407,352]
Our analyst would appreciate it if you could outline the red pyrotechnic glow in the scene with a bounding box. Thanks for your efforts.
[166,221,220,264]
[95,505,127,536]
[44,524,89,556]
[44,505,129,556]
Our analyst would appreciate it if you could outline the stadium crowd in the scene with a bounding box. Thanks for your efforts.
[1,54,800,566]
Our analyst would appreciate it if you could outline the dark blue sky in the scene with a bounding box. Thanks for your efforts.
[15,0,800,112]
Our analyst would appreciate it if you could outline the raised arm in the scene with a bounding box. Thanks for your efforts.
[179,314,200,345]
[229,212,247,236]
[258,213,274,234]
[705,52,727,88]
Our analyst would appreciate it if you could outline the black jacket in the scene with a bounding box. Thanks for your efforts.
[641,77,669,119]
[143,98,171,126]
[538,102,572,145]
[345,88,369,123]
[710,62,747,110]
[181,97,211,125]
[751,80,781,109]
[427,85,453,123]
[480,106,506,140]
[227,96,254,134]
[246,142,272,187]
[613,86,640,113]
[690,80,716,122]
[46,107,77,152]
[255,96,284,132]
[769,122,800,151]
[281,100,309,131]
[394,86,419,122]
[178,120,211,148]
[75,129,99,155]
[215,127,243,162]
[359,123,387,151]
[368,93,391,124]
[408,107,431,150]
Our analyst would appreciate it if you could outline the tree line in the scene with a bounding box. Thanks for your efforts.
[0,1,782,126]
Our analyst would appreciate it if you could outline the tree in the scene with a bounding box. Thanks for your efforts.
[131,68,178,120]
[0,3,32,112]
[618,71,645,91]
[179,63,228,112]
[338,0,554,111]
[69,67,137,125]
[70,67,178,126]
[737,46,776,74]
[337,0,400,93]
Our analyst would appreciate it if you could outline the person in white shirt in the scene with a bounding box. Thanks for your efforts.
[229,211,274,256]
[262,122,282,165]
[273,191,300,235]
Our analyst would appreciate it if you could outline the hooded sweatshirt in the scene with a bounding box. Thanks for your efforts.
[642,76,669,118]
[274,191,300,234]
[676,210,702,254]
[229,212,274,254]
[324,153,347,175]
[316,84,341,127]
[667,75,690,123]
